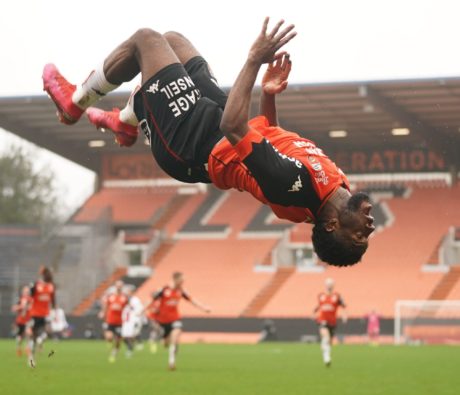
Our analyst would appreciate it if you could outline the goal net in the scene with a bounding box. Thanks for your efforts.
[395,300,460,345]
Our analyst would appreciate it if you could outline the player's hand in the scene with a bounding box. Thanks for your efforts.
[262,54,292,95]
[97,311,104,320]
[248,17,296,64]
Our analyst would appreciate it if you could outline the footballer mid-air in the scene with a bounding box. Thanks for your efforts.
[43,17,375,266]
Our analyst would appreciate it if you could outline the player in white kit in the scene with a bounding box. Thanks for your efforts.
[121,287,144,358]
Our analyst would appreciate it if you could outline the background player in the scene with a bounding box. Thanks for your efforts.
[43,18,375,267]
[99,280,128,363]
[313,278,347,367]
[27,266,56,368]
[367,309,380,346]
[11,285,32,357]
[154,272,210,370]
[121,286,144,358]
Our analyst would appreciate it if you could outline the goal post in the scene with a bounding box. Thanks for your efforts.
[394,300,460,345]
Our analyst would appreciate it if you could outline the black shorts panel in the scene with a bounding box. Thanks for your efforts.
[134,62,224,184]
[16,324,26,337]
[318,321,336,338]
[30,316,47,334]
[184,56,227,109]
[103,323,122,337]
[159,321,183,339]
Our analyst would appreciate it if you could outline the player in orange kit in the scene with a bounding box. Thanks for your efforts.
[99,280,129,363]
[314,278,347,367]
[27,266,56,367]
[43,17,375,267]
[153,272,210,370]
[11,285,32,357]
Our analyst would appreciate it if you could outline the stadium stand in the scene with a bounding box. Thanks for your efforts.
[0,226,57,312]
[53,179,460,319]
[447,273,460,299]
[260,184,460,318]
[427,267,460,300]
[2,78,460,328]
[72,267,127,316]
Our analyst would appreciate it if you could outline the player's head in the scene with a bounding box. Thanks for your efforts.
[172,271,184,287]
[124,285,134,297]
[325,277,334,292]
[312,192,375,267]
[39,266,53,283]
[21,285,30,296]
[114,280,124,293]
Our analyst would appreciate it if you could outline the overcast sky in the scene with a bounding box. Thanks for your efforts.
[1,0,459,214]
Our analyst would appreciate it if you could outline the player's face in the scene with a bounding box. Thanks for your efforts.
[174,276,184,287]
[115,281,124,293]
[339,192,375,245]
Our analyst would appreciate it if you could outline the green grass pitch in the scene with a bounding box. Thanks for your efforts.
[1,340,459,395]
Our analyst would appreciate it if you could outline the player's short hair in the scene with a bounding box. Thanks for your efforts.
[40,266,53,282]
[311,224,367,267]
[172,271,183,280]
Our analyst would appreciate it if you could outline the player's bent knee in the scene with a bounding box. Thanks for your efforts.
[132,28,163,44]
[163,31,186,44]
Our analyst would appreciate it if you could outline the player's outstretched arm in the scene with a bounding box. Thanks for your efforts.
[189,298,211,314]
[260,54,292,126]
[98,297,107,320]
[220,17,296,145]
[341,306,348,323]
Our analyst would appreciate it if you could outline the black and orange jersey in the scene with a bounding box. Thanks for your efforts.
[146,298,160,321]
[153,286,190,324]
[316,292,345,326]
[208,116,350,223]
[29,280,55,318]
[15,296,32,325]
[103,293,129,326]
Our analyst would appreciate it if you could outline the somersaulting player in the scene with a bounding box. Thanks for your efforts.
[43,17,375,266]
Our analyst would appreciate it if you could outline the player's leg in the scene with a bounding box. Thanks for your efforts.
[28,318,43,368]
[104,328,113,343]
[123,337,134,358]
[43,28,180,143]
[149,321,159,353]
[86,29,202,135]
[164,31,227,108]
[168,327,182,370]
[109,330,122,363]
[87,30,227,144]
[319,325,331,366]
[37,321,50,351]
[15,325,24,356]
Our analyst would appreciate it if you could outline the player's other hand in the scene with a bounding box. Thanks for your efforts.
[249,17,296,64]
[262,54,292,95]
[97,311,104,320]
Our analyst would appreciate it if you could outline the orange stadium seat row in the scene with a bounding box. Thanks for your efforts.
[71,183,460,319]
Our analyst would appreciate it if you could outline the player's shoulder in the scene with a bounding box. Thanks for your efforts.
[331,292,343,303]
[160,285,172,297]
[106,293,116,302]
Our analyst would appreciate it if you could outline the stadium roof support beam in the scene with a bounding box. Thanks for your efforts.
[0,113,100,171]
[360,85,460,166]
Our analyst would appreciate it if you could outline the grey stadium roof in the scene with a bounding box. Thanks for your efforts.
[1,76,460,173]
